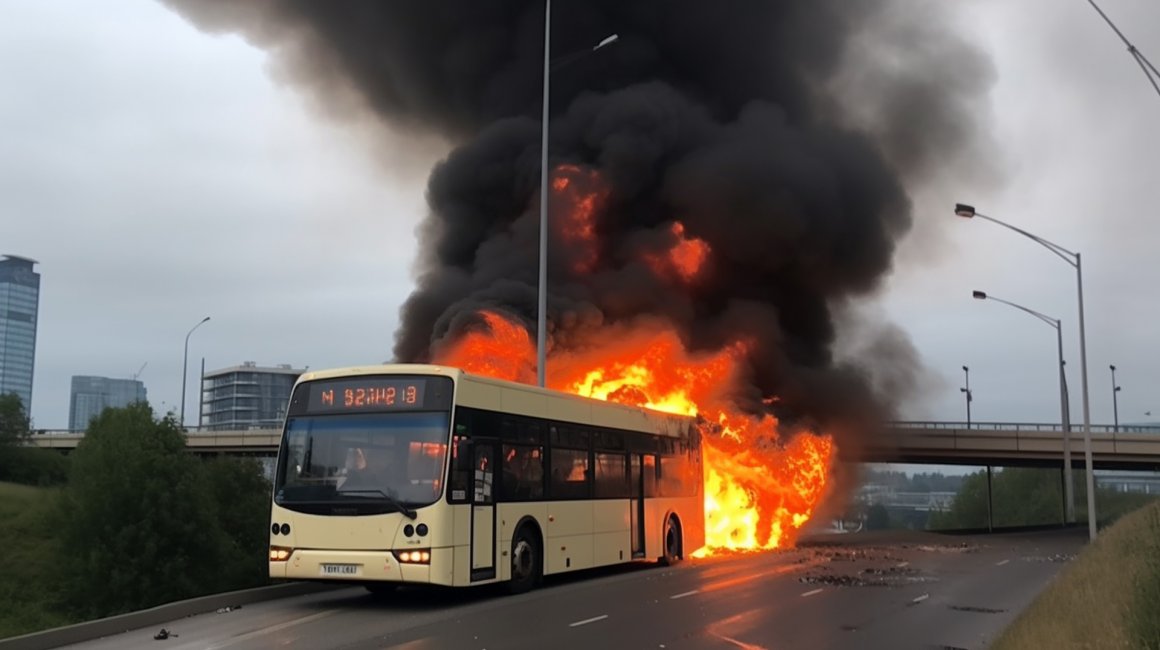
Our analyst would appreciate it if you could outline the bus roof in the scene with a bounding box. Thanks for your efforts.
[295,363,694,438]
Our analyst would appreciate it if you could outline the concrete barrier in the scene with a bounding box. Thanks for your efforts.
[0,581,343,650]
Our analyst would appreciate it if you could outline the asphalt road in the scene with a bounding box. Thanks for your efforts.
[59,528,1084,650]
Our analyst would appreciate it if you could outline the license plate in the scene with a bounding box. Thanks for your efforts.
[320,563,361,576]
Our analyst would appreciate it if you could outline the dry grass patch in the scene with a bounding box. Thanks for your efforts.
[992,500,1160,650]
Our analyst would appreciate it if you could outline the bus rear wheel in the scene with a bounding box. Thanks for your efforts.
[508,527,541,594]
[661,516,682,566]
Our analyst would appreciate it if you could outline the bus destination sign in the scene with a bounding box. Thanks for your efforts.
[307,378,427,412]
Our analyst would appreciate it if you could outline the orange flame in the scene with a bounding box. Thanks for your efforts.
[432,310,837,555]
[668,222,710,281]
[643,222,711,283]
[434,310,535,383]
[552,164,607,273]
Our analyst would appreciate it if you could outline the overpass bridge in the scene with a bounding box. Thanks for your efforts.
[28,420,1160,469]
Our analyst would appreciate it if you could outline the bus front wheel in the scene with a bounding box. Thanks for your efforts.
[661,516,682,566]
[508,527,541,594]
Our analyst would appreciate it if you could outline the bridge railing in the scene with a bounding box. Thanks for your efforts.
[874,422,1160,461]
[891,421,1160,434]
[29,426,281,450]
[33,422,1160,436]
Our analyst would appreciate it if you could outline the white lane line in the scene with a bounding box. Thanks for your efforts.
[912,594,930,604]
[569,614,609,627]
[670,590,699,600]
[896,561,910,568]
[204,609,339,649]
[996,559,1010,566]
[801,588,824,597]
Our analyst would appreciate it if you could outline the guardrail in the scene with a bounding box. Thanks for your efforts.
[30,421,1160,437]
[891,421,1160,434]
[28,422,1160,464]
[868,425,1160,465]
[30,428,281,452]
[31,425,277,436]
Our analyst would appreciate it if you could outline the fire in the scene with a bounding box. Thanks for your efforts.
[643,222,711,283]
[552,164,608,273]
[432,310,837,555]
[433,310,535,383]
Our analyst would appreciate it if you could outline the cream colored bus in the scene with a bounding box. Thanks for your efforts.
[268,364,704,594]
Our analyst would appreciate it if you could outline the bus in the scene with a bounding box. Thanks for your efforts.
[268,364,704,594]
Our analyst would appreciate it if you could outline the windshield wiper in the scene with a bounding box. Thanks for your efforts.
[338,489,417,519]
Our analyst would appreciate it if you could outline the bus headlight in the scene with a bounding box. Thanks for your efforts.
[269,546,293,562]
[394,550,431,564]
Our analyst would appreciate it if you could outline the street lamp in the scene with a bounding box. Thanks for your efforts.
[960,365,972,428]
[955,202,1097,541]
[1110,364,1121,431]
[181,316,210,428]
[973,290,1074,523]
[537,0,619,388]
[1083,0,1160,102]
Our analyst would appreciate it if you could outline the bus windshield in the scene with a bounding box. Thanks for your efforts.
[274,411,450,515]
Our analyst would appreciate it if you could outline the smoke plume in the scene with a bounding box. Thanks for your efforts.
[164,0,993,441]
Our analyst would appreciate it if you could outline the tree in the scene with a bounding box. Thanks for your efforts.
[0,393,30,446]
[55,403,227,618]
[928,468,1066,530]
[0,393,66,486]
[201,456,272,591]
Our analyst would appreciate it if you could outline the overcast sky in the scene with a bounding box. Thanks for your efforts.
[3,0,1158,430]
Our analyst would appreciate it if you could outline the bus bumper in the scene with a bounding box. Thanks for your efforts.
[271,549,434,584]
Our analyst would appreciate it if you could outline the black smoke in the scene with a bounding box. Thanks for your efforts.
[163,0,992,440]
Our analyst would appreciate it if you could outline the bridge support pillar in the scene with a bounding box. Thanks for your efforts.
[986,465,994,533]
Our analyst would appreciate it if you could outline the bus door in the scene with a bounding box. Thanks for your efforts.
[470,441,497,580]
[631,454,646,558]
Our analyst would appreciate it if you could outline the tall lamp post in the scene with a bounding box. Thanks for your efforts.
[954,203,1097,541]
[537,0,618,388]
[181,316,210,428]
[960,365,972,428]
[1110,364,1121,431]
[973,290,1074,523]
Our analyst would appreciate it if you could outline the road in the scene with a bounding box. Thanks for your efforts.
[59,529,1083,650]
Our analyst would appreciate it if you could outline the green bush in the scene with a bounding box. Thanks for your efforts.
[0,446,69,486]
[55,403,227,618]
[200,456,272,592]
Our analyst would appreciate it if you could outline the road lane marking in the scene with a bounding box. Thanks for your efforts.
[569,614,609,627]
[912,594,929,604]
[801,588,823,597]
[204,609,339,649]
[996,559,1010,566]
[896,561,910,568]
[670,590,699,599]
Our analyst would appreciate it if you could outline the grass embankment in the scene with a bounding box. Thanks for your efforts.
[0,482,70,639]
[992,499,1160,650]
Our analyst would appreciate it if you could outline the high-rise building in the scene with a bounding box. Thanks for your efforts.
[0,255,41,412]
[69,375,148,431]
[201,362,303,430]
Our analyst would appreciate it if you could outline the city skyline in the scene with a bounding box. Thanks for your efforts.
[69,374,147,431]
[2,0,1158,430]
[0,254,40,413]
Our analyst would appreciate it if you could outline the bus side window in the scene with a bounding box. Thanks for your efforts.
[643,454,658,498]
[448,435,472,503]
[550,448,590,500]
[594,452,629,498]
[501,444,544,501]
